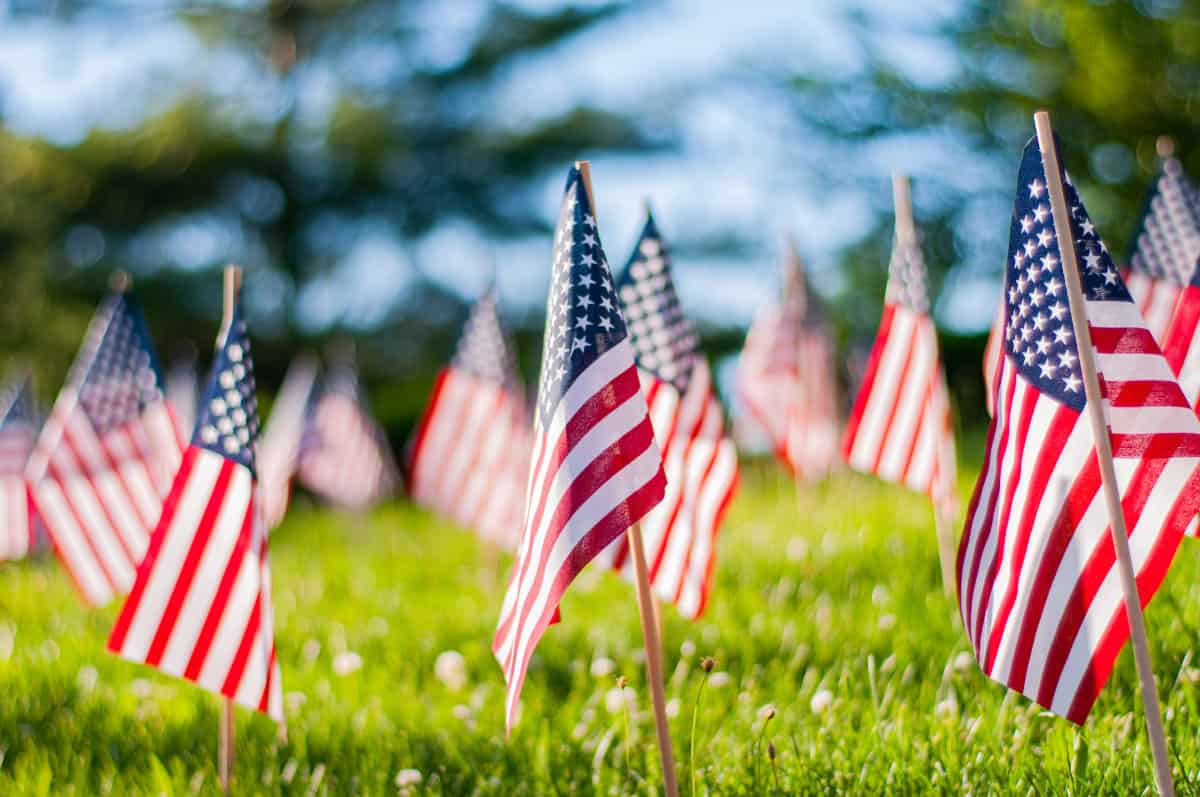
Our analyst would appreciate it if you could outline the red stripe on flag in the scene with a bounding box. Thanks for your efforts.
[109,447,200,650]
[842,304,897,455]
[183,504,256,680]
[143,459,236,667]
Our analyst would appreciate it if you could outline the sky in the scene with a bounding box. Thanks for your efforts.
[0,0,1000,336]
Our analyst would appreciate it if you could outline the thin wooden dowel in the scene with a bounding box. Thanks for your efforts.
[218,264,242,795]
[1034,110,1175,797]
[892,173,958,598]
[628,523,680,797]
[219,697,235,794]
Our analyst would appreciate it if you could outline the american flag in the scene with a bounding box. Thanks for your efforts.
[408,289,531,550]
[297,359,398,512]
[842,209,956,516]
[737,242,839,480]
[596,211,738,620]
[27,291,184,606]
[0,375,38,561]
[492,165,666,731]
[1125,156,1200,342]
[957,134,1200,724]
[109,302,283,722]
[166,355,198,441]
[258,356,318,529]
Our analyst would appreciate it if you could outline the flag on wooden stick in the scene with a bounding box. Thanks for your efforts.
[957,131,1200,724]
[408,288,530,550]
[492,165,666,731]
[842,180,957,519]
[737,240,839,480]
[0,375,38,561]
[597,209,738,619]
[109,299,283,722]
[1124,153,1200,342]
[27,289,184,606]
[258,356,318,529]
[297,358,398,512]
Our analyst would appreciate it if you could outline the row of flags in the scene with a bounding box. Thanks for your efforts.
[5,113,1200,795]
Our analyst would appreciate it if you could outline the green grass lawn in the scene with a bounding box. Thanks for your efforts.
[3,463,1200,794]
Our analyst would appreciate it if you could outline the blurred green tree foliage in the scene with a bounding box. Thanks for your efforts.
[0,1,666,435]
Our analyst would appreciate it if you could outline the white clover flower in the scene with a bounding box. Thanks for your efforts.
[605,686,636,714]
[708,671,731,688]
[395,769,422,787]
[76,665,98,694]
[954,651,975,672]
[590,656,615,678]
[878,613,897,631]
[666,698,680,719]
[435,651,468,691]
[452,704,471,721]
[935,695,959,718]
[332,651,363,677]
[810,689,833,714]
[302,638,321,663]
[680,640,696,658]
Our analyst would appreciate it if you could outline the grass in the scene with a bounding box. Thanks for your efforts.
[3,462,1200,793]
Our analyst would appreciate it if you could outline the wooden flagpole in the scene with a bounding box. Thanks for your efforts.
[219,264,242,796]
[575,161,679,797]
[891,173,958,598]
[1034,111,1176,797]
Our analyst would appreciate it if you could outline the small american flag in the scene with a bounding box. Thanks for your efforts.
[492,165,666,731]
[0,375,38,561]
[958,133,1200,723]
[842,206,956,517]
[408,289,531,550]
[597,210,738,620]
[1125,156,1200,341]
[737,242,840,480]
[258,356,319,529]
[297,360,398,512]
[109,302,283,722]
[27,291,184,606]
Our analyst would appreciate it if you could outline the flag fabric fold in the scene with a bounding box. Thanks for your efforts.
[842,207,957,517]
[109,301,283,722]
[0,375,38,561]
[737,242,839,480]
[596,211,738,620]
[957,133,1200,724]
[492,165,666,731]
[26,291,184,606]
[408,289,531,551]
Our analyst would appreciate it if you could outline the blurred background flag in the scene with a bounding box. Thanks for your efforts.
[957,134,1200,724]
[492,165,666,731]
[598,210,738,620]
[842,181,957,518]
[407,288,530,551]
[1161,268,1200,411]
[258,355,319,530]
[166,350,198,441]
[1123,152,1200,342]
[108,300,283,722]
[26,289,184,607]
[297,355,398,513]
[0,374,39,561]
[737,240,840,481]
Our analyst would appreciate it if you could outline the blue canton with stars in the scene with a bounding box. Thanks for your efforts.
[535,166,629,423]
[615,211,699,392]
[74,293,166,436]
[1005,134,1132,413]
[192,302,260,474]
